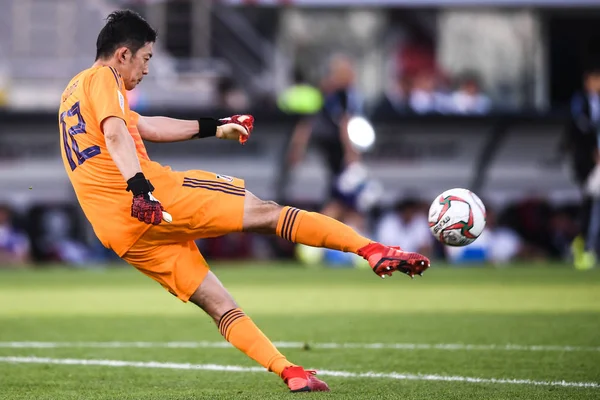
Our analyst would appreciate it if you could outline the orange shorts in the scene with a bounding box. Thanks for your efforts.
[123,169,245,301]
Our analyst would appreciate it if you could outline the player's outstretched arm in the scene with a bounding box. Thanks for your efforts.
[136,116,199,142]
[137,114,253,144]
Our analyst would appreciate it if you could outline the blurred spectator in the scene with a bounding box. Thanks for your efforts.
[550,206,580,260]
[274,68,323,203]
[396,31,437,81]
[371,75,409,117]
[447,72,491,115]
[563,61,600,269]
[217,76,249,111]
[408,70,447,114]
[0,204,30,267]
[277,68,323,115]
[445,208,524,265]
[28,205,92,266]
[286,54,369,233]
[375,199,433,256]
[502,195,561,258]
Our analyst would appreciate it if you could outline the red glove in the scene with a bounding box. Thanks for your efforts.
[131,194,163,225]
[126,173,164,225]
[218,115,254,144]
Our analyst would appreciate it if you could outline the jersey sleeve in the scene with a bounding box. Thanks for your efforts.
[88,67,127,129]
[129,110,140,126]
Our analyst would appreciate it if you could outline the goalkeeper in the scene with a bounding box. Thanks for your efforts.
[58,10,430,393]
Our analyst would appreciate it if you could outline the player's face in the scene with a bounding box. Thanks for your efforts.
[585,73,600,94]
[123,42,153,91]
[330,59,355,89]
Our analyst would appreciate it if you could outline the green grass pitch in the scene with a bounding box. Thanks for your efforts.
[0,262,599,399]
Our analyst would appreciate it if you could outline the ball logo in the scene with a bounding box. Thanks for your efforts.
[433,216,451,234]
[216,174,234,182]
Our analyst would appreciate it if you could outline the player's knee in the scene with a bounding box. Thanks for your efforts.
[262,199,280,209]
[189,272,238,323]
[243,191,282,233]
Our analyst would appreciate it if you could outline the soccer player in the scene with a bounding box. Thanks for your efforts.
[564,62,600,270]
[286,55,372,234]
[59,10,430,392]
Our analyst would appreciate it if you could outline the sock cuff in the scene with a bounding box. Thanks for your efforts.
[276,207,305,242]
[218,308,246,337]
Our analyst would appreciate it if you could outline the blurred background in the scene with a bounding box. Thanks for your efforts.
[1,0,599,269]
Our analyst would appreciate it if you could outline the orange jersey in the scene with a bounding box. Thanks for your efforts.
[59,66,178,256]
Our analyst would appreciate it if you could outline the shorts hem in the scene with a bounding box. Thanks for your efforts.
[175,264,210,302]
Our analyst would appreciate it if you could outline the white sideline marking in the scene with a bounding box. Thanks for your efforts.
[1,341,599,352]
[0,356,598,389]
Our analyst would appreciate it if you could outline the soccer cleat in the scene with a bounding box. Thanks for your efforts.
[357,242,430,278]
[571,236,596,270]
[281,366,330,393]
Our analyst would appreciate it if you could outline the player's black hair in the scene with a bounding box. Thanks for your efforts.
[95,10,157,61]
[583,63,600,77]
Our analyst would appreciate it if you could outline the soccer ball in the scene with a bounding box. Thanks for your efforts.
[428,188,486,247]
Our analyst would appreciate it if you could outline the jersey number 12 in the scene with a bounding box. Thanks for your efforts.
[60,101,100,171]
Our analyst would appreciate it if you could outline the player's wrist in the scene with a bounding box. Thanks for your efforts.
[192,118,219,139]
[126,172,154,196]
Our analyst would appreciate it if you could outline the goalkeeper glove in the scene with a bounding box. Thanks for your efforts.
[195,115,254,144]
[126,172,164,225]
[218,115,254,144]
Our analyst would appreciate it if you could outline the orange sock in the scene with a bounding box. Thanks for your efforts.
[218,308,294,376]
[277,206,371,253]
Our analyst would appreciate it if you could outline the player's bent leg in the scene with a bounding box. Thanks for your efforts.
[188,271,291,374]
[187,271,329,392]
[125,237,326,392]
[189,272,329,391]
[243,190,368,252]
[242,190,431,278]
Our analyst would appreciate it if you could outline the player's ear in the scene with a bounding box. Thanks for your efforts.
[115,47,129,64]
